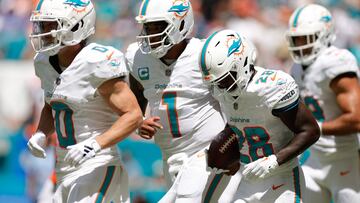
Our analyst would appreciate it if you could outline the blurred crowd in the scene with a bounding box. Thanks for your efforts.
[0,0,359,68]
[0,0,359,202]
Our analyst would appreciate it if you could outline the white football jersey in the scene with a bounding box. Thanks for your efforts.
[217,67,300,171]
[291,46,360,156]
[126,38,225,158]
[34,43,127,180]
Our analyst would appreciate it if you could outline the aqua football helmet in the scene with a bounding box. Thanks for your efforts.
[200,29,257,97]
[286,4,335,65]
[29,0,96,56]
[135,0,194,58]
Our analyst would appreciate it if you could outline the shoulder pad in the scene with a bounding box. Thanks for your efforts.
[321,47,359,79]
[125,42,140,66]
[83,44,128,88]
[81,43,122,64]
[255,69,299,109]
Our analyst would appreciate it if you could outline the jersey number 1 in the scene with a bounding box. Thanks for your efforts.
[162,92,182,138]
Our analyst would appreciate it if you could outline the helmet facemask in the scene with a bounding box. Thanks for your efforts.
[29,17,66,56]
[211,60,251,99]
[286,30,325,65]
[136,20,175,58]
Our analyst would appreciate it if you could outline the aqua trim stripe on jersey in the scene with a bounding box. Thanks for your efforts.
[140,0,150,16]
[36,0,45,11]
[293,6,307,27]
[292,166,302,203]
[272,97,300,116]
[95,166,115,203]
[299,149,311,166]
[204,174,223,203]
[200,31,220,76]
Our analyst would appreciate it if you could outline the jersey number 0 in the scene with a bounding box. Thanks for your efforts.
[51,101,76,148]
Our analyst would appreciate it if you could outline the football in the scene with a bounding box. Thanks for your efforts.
[207,126,241,175]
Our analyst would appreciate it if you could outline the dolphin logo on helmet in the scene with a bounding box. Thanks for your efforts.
[227,39,242,57]
[320,15,331,23]
[168,0,190,18]
[226,33,244,57]
[64,0,90,8]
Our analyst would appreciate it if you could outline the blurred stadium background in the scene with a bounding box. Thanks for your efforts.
[0,0,358,202]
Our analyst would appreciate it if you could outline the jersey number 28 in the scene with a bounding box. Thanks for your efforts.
[231,126,274,164]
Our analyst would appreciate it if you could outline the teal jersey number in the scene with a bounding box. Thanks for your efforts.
[255,70,275,84]
[304,96,325,121]
[231,126,274,164]
[162,92,182,138]
[51,102,76,148]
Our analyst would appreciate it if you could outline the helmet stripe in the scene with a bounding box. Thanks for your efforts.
[140,0,150,16]
[200,31,220,76]
[293,5,307,27]
[36,0,45,11]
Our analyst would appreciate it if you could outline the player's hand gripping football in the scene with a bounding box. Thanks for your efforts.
[137,116,163,139]
[242,154,279,180]
[206,126,240,176]
[27,132,47,158]
[64,138,101,167]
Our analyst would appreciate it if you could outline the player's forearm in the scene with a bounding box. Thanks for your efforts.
[95,109,142,149]
[322,113,360,135]
[275,102,320,165]
[37,103,55,136]
[275,130,319,165]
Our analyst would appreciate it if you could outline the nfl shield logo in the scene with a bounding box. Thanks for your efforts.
[233,102,238,110]
[165,69,172,77]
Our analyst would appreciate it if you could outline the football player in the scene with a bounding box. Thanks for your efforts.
[126,0,240,202]
[200,29,320,202]
[26,0,142,202]
[287,4,360,202]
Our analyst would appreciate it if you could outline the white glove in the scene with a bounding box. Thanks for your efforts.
[64,139,101,167]
[167,153,188,182]
[242,154,279,180]
[27,132,47,158]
